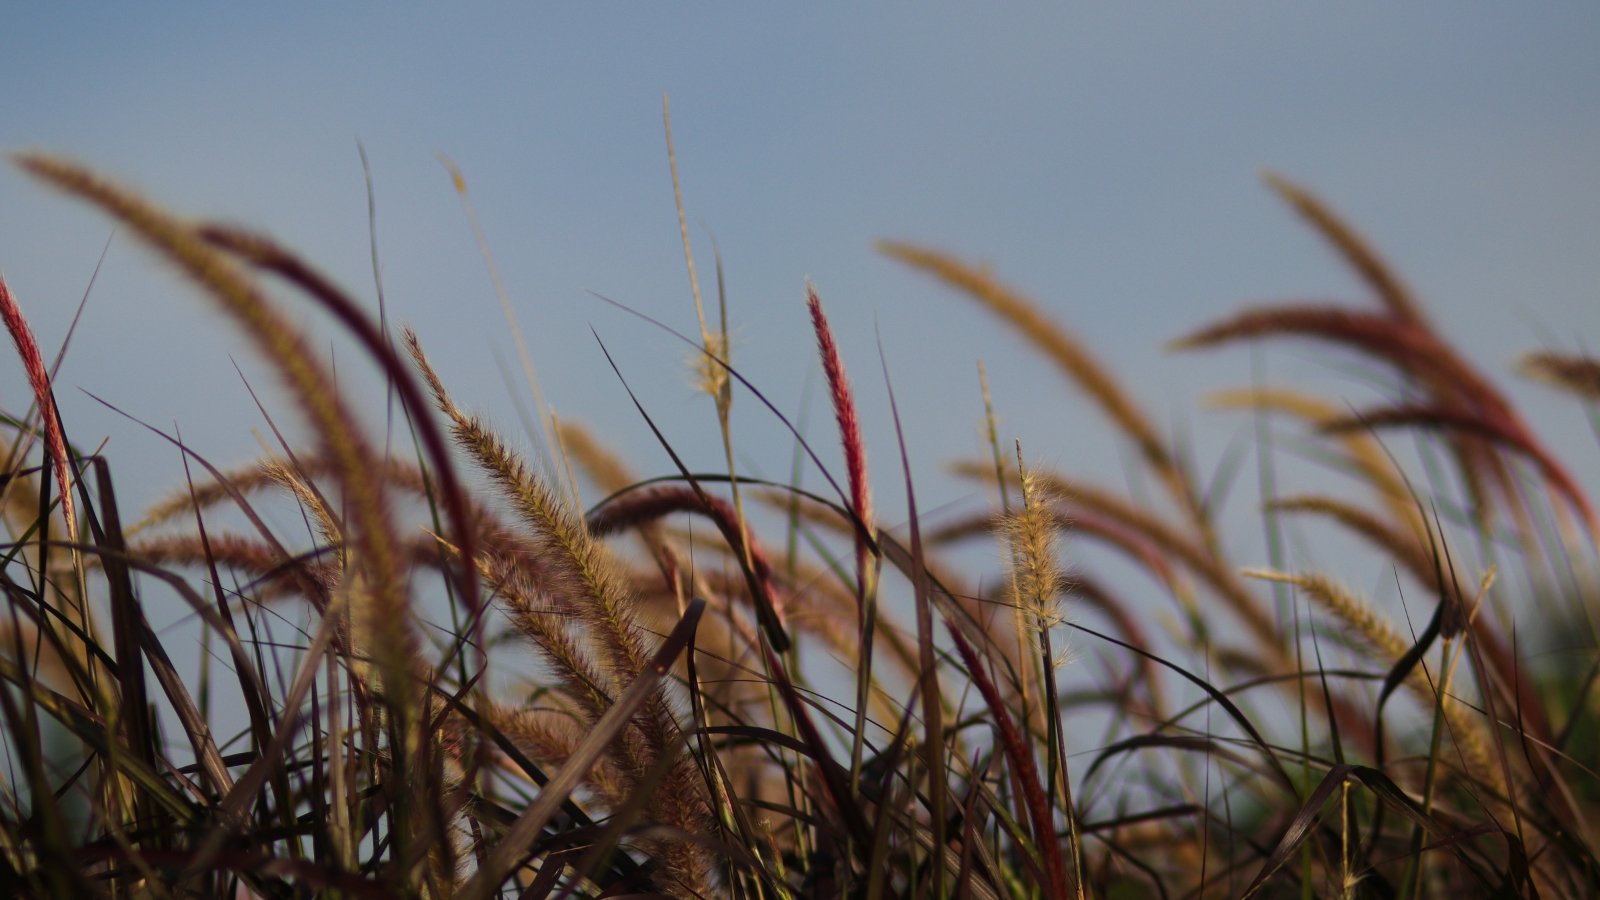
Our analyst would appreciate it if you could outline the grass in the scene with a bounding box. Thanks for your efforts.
[0,148,1596,898]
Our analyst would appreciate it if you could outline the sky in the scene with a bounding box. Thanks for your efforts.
[2,6,1598,684]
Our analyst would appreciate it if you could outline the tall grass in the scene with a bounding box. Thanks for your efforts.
[0,153,1595,898]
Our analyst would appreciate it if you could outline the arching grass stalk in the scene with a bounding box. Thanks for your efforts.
[13,153,441,883]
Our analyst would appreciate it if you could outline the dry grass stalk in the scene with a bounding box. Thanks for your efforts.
[663,529,920,678]
[662,95,715,394]
[1241,567,1507,800]
[558,417,673,552]
[0,440,96,677]
[1261,171,1431,329]
[978,358,1034,704]
[131,463,280,536]
[261,459,340,545]
[14,158,445,881]
[878,241,1163,469]
[929,508,1169,712]
[933,506,1184,600]
[1269,495,1463,626]
[131,454,438,535]
[807,284,874,570]
[1173,307,1495,410]
[1173,302,1555,540]
[1268,494,1562,748]
[435,154,557,474]
[403,327,712,895]
[486,704,632,807]
[0,276,75,549]
[587,484,786,625]
[1520,352,1600,399]
[744,487,969,674]
[403,327,651,680]
[13,153,423,722]
[467,542,614,720]
[556,420,637,496]
[807,282,886,806]
[1322,403,1598,534]
[956,460,1280,655]
[1002,459,1066,634]
[130,531,331,593]
[878,240,1209,542]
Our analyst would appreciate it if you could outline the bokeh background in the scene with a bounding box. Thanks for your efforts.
[2,6,1596,675]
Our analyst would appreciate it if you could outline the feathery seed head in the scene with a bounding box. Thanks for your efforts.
[807,284,872,532]
[691,330,730,399]
[1006,451,1066,631]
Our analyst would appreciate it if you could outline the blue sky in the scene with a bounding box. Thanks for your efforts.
[2,5,1597,613]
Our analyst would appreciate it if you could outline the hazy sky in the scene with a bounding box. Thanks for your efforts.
[3,5,1597,599]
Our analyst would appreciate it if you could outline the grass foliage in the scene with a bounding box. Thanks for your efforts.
[1,146,1597,898]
